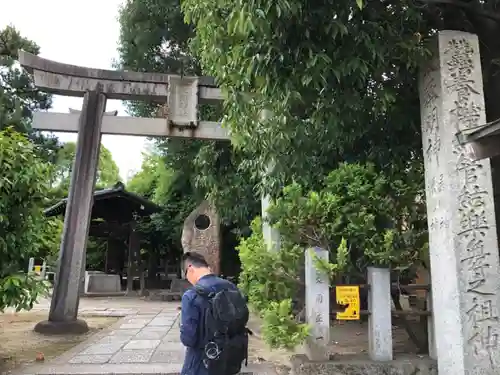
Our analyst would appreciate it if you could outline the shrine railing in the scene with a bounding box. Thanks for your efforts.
[305,250,436,362]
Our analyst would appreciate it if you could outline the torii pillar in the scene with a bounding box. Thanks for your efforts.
[35,90,106,334]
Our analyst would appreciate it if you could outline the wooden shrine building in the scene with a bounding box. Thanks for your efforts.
[44,182,161,293]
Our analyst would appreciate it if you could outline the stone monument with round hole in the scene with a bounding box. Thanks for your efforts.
[181,201,221,275]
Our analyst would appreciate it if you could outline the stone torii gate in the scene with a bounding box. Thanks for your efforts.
[19,51,279,333]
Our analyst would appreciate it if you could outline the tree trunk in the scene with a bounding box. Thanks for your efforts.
[391,293,427,353]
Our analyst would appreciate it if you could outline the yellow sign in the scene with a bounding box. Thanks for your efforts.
[34,265,41,274]
[335,285,360,320]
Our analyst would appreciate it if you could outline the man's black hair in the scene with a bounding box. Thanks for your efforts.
[182,251,209,268]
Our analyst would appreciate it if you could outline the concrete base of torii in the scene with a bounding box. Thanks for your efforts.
[34,319,89,335]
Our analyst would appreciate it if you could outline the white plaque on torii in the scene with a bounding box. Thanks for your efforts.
[167,76,199,127]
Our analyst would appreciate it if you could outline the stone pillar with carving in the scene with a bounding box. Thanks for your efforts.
[304,247,330,361]
[181,201,221,275]
[419,30,500,375]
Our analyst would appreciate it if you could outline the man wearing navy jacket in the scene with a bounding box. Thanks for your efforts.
[180,252,239,375]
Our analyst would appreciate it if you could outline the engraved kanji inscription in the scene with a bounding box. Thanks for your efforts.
[423,106,441,161]
[422,74,439,110]
[315,274,324,284]
[315,312,323,324]
[469,325,499,366]
[316,293,323,304]
[177,87,190,117]
[466,297,499,328]
[445,37,482,130]
[429,174,444,195]
[429,216,450,231]
[460,232,492,294]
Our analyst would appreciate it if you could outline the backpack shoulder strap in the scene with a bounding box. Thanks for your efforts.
[193,284,216,299]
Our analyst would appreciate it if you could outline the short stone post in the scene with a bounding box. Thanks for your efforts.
[41,261,47,280]
[367,266,393,361]
[261,194,280,251]
[419,30,500,374]
[28,257,34,274]
[305,247,330,360]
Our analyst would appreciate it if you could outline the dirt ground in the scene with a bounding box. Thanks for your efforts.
[246,315,425,374]
[0,312,118,373]
[326,318,424,356]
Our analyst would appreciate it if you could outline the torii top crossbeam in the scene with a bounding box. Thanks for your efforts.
[19,51,221,103]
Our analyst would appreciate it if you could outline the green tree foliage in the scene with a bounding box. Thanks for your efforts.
[0,27,60,310]
[0,128,53,311]
[127,148,197,259]
[0,25,59,162]
[37,216,63,265]
[0,26,50,132]
[117,0,261,227]
[180,0,476,348]
[117,0,195,74]
[238,164,426,347]
[269,163,427,277]
[237,218,308,349]
[51,142,121,194]
[127,151,175,203]
[181,0,500,181]
[182,0,427,193]
[116,0,500,349]
[85,238,107,271]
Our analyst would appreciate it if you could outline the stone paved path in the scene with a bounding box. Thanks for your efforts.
[17,297,276,375]
[6,296,177,317]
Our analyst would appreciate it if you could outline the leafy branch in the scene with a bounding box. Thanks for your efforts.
[415,0,500,22]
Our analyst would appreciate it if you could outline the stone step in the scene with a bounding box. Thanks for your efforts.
[290,354,437,375]
[20,363,278,375]
[147,291,182,301]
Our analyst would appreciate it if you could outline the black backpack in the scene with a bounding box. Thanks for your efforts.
[194,284,250,375]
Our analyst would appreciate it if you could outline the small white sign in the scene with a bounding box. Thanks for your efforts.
[167,76,199,127]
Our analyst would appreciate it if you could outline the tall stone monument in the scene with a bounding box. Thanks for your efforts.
[419,30,500,375]
[181,201,221,275]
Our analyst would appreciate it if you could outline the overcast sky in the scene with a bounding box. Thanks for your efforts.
[0,0,147,180]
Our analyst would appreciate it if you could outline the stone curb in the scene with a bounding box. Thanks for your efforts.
[290,354,437,375]
[20,363,276,375]
[83,292,128,298]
